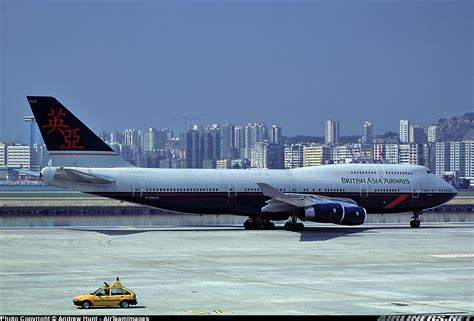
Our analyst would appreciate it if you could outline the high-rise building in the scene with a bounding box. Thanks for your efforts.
[373,144,386,162]
[234,126,245,158]
[23,116,44,145]
[399,143,424,165]
[244,123,268,158]
[0,143,6,166]
[143,128,167,152]
[409,126,426,143]
[427,125,438,143]
[33,143,49,169]
[270,125,282,145]
[6,144,38,170]
[432,141,474,179]
[109,130,123,145]
[325,120,339,145]
[284,144,305,168]
[123,129,140,147]
[250,142,283,169]
[303,145,330,166]
[359,144,374,163]
[423,143,436,173]
[362,121,373,144]
[221,124,236,160]
[463,141,474,180]
[245,123,268,146]
[435,142,449,175]
[399,120,410,143]
[216,159,231,169]
[449,142,464,174]
[331,144,360,164]
[202,124,221,166]
[180,127,202,168]
[385,144,399,164]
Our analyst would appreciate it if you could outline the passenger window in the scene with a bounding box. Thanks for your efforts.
[111,288,124,295]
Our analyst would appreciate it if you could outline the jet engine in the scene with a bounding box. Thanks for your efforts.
[302,203,344,223]
[301,203,366,226]
[336,206,366,226]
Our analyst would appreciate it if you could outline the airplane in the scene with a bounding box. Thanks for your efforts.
[27,96,457,231]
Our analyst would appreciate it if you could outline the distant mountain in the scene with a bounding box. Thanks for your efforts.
[283,113,473,145]
[282,135,361,145]
[376,131,398,140]
[283,135,324,145]
[434,112,474,142]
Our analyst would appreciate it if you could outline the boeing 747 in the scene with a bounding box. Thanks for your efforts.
[27,96,457,230]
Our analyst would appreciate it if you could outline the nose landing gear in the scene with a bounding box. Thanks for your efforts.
[410,210,422,228]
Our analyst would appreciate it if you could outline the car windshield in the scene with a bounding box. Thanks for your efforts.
[90,288,102,295]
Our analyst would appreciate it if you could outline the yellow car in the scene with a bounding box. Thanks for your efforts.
[73,278,137,309]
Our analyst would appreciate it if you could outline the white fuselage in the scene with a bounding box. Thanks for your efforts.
[41,163,457,216]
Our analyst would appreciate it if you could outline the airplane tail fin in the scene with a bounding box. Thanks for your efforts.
[27,96,132,168]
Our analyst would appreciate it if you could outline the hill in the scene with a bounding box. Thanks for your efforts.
[435,112,474,142]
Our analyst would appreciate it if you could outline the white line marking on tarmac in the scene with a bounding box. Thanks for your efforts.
[430,254,474,258]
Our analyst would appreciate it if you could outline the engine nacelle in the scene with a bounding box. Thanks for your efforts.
[336,206,366,226]
[302,204,367,226]
[302,203,344,223]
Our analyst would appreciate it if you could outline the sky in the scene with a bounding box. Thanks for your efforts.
[0,0,472,142]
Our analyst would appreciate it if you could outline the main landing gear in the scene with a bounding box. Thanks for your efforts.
[283,213,304,231]
[410,210,422,228]
[243,216,275,230]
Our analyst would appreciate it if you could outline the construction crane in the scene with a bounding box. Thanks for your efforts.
[171,116,212,131]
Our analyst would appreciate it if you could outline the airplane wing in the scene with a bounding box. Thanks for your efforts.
[257,182,359,212]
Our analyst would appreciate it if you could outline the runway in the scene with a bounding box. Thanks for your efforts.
[0,223,473,315]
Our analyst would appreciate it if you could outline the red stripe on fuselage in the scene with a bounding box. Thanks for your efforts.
[383,194,409,209]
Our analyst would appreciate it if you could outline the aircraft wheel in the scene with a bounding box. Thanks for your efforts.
[284,221,292,231]
[296,223,305,231]
[410,219,420,228]
[243,221,254,230]
[267,222,275,229]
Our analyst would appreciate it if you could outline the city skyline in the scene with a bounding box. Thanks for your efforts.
[1,0,471,141]
[1,110,471,145]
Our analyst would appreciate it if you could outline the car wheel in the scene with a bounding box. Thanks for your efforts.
[120,300,130,308]
[82,301,92,309]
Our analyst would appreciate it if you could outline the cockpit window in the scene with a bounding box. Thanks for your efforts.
[427,170,431,174]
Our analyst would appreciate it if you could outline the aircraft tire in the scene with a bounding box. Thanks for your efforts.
[410,220,420,228]
[243,221,254,230]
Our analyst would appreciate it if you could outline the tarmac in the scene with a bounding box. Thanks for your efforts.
[0,223,473,315]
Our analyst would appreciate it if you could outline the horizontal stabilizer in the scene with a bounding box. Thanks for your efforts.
[54,168,115,184]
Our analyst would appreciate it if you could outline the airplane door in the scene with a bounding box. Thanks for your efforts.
[132,182,143,198]
[376,164,386,179]
[228,182,236,198]
[412,183,420,199]
[360,183,368,198]
[291,182,299,193]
